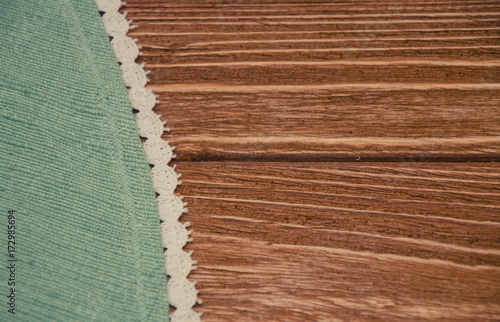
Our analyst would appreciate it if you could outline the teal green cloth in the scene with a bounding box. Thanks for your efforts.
[0,0,168,320]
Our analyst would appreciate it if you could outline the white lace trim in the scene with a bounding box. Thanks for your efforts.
[95,1,201,321]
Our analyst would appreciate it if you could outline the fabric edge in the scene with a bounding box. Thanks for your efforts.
[94,1,202,321]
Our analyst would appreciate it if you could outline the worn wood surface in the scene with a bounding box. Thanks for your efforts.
[125,0,500,320]
[177,162,500,321]
[127,0,500,161]
[152,87,500,161]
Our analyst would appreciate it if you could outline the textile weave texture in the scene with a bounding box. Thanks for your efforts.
[0,0,169,320]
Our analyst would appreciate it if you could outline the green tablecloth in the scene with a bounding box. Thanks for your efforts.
[0,0,169,320]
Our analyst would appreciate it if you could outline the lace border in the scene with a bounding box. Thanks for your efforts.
[95,1,202,321]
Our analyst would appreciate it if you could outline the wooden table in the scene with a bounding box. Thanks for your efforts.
[126,1,500,320]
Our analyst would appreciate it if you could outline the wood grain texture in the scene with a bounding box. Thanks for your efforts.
[123,0,500,320]
[177,162,500,321]
[126,0,500,161]
[153,87,500,161]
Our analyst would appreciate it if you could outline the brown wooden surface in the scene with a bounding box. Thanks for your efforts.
[128,0,500,162]
[177,162,500,321]
[125,0,500,320]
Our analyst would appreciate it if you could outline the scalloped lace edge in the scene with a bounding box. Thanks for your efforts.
[95,1,202,321]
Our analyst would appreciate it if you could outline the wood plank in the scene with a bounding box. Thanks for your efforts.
[153,87,500,161]
[125,0,500,161]
[124,1,500,320]
[175,162,500,321]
